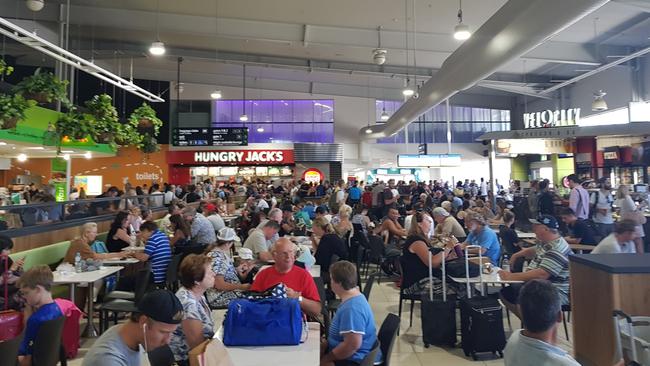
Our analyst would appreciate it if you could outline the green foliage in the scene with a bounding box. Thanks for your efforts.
[13,68,71,107]
[0,59,13,77]
[129,102,163,135]
[0,93,36,129]
[55,108,94,140]
[136,133,160,154]
[85,94,119,133]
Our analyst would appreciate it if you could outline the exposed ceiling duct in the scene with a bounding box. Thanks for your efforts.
[359,0,609,139]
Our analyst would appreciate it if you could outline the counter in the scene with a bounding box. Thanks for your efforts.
[570,254,650,366]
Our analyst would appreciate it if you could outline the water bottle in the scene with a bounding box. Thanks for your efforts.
[502,255,510,272]
[130,231,137,246]
[74,252,82,273]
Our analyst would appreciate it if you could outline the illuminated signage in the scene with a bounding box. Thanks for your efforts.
[523,108,580,129]
[397,154,462,167]
[166,150,295,166]
[303,168,324,184]
[604,151,618,160]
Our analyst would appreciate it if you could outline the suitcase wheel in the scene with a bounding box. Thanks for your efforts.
[424,343,430,348]
[498,351,504,358]
[472,352,478,361]
[464,350,470,357]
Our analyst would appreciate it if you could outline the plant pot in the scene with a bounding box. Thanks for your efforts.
[24,92,49,104]
[95,132,113,144]
[1,117,18,130]
[137,118,155,133]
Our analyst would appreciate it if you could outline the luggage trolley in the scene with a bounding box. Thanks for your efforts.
[613,310,650,365]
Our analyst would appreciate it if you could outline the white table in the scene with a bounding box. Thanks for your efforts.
[54,266,124,338]
[216,322,320,366]
[515,231,537,239]
[121,246,146,252]
[258,265,320,278]
[102,258,140,265]
[449,266,524,296]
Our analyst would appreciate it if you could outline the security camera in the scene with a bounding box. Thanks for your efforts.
[25,0,44,11]
[372,48,387,65]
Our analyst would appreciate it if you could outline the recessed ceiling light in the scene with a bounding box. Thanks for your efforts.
[84,152,92,159]
[61,150,74,153]
[0,142,6,146]
[25,146,45,150]
[17,153,27,162]
[149,41,166,56]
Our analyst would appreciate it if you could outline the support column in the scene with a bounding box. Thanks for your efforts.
[446,99,451,154]
[489,139,497,210]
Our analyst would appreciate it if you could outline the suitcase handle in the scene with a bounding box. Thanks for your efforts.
[464,245,484,298]
[428,247,447,302]
[613,310,637,362]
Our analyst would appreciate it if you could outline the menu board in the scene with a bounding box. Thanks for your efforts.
[74,175,103,196]
[172,128,248,146]
[208,167,220,176]
[281,167,293,176]
[268,167,280,176]
[219,167,238,176]
[239,167,255,176]
[255,167,269,176]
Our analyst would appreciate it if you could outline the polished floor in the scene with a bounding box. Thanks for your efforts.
[69,273,574,366]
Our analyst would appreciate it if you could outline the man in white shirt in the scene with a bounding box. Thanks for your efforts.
[163,185,175,205]
[592,220,638,254]
[480,178,488,198]
[256,195,270,211]
[205,204,225,233]
[504,279,580,366]
[243,221,280,262]
[148,183,164,208]
[590,177,615,237]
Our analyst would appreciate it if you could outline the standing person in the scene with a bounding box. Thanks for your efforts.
[148,183,164,208]
[480,178,488,200]
[590,177,615,238]
[347,182,362,206]
[504,280,580,366]
[320,261,381,366]
[567,174,590,220]
[527,180,539,219]
[134,221,172,286]
[17,266,63,366]
[615,185,645,253]
[537,179,555,216]
[82,290,183,366]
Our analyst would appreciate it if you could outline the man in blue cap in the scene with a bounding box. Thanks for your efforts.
[83,290,184,366]
[498,214,572,320]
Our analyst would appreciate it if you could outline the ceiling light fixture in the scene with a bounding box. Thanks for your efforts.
[149,0,165,56]
[453,0,472,40]
[17,153,27,162]
[239,64,248,122]
[84,152,92,159]
[210,90,222,99]
[402,78,415,97]
[25,0,44,12]
[365,127,373,134]
[372,26,387,65]
[0,17,164,102]
[380,109,390,121]
[62,154,70,161]
[592,90,608,111]
[0,142,6,146]
[256,127,264,132]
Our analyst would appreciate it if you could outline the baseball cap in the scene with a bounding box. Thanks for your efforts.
[137,289,183,324]
[204,203,217,213]
[530,214,560,230]
[217,227,237,242]
[432,207,450,217]
[238,248,254,260]
[315,205,329,214]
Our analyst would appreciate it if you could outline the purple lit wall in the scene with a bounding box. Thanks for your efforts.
[212,99,334,143]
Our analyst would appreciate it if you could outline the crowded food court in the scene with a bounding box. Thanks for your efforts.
[0,0,649,365]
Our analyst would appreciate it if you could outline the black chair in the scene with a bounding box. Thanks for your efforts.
[367,235,386,284]
[362,272,377,300]
[562,303,571,340]
[313,277,331,331]
[397,256,421,334]
[358,340,381,366]
[0,333,23,366]
[148,345,176,366]
[166,254,185,292]
[376,314,400,366]
[99,268,151,333]
[32,316,66,366]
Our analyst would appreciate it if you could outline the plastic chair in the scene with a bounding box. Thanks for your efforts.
[165,254,185,292]
[397,256,421,334]
[0,333,23,366]
[148,345,175,366]
[358,340,381,366]
[313,276,331,331]
[99,268,151,333]
[377,314,400,366]
[362,272,377,300]
[367,235,386,284]
[32,316,66,366]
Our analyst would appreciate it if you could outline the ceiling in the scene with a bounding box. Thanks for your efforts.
[0,0,649,102]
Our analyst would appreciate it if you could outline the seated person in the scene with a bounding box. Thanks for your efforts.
[106,211,133,252]
[133,221,172,286]
[169,214,192,250]
[321,261,381,366]
[279,204,296,237]
[206,228,251,308]
[65,222,125,263]
[372,206,407,257]
[316,205,332,223]
[243,220,280,262]
[311,217,348,274]
[250,238,321,317]
[234,248,257,284]
[82,290,183,366]
[460,214,501,265]
[498,210,524,272]
[592,219,638,254]
[331,204,353,239]
[558,207,598,245]
[0,235,24,311]
[169,254,216,364]
[17,266,63,366]
[432,207,466,242]
[498,215,571,320]
[504,279,580,366]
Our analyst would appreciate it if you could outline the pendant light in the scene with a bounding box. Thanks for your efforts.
[380,109,390,121]
[402,78,415,97]
[453,0,471,40]
[149,0,166,55]
[239,64,248,122]
[210,0,222,99]
[592,90,608,111]
[365,75,373,134]
[402,1,415,98]
[210,90,222,99]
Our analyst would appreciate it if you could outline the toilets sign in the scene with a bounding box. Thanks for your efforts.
[523,108,581,129]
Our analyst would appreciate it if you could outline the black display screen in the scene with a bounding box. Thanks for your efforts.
[172,128,248,146]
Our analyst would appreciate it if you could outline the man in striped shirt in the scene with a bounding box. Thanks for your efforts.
[498,215,571,320]
[135,221,172,285]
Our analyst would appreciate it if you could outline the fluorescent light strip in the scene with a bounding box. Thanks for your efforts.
[0,17,164,103]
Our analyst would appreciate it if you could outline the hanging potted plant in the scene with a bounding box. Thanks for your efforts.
[13,68,71,107]
[55,108,95,141]
[115,122,139,146]
[0,59,14,78]
[85,94,119,145]
[0,93,36,130]
[136,133,160,154]
[129,102,162,134]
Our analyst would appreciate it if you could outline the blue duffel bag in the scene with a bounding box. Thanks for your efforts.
[223,297,303,346]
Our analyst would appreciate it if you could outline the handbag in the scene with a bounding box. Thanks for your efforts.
[445,257,480,278]
[223,297,302,346]
[0,255,23,341]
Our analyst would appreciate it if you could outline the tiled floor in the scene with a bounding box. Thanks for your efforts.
[69,273,575,366]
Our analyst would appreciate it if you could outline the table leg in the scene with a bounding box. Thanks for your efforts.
[81,282,98,338]
[69,283,75,300]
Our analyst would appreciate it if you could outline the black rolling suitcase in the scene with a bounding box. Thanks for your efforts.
[421,247,457,348]
[459,245,506,360]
